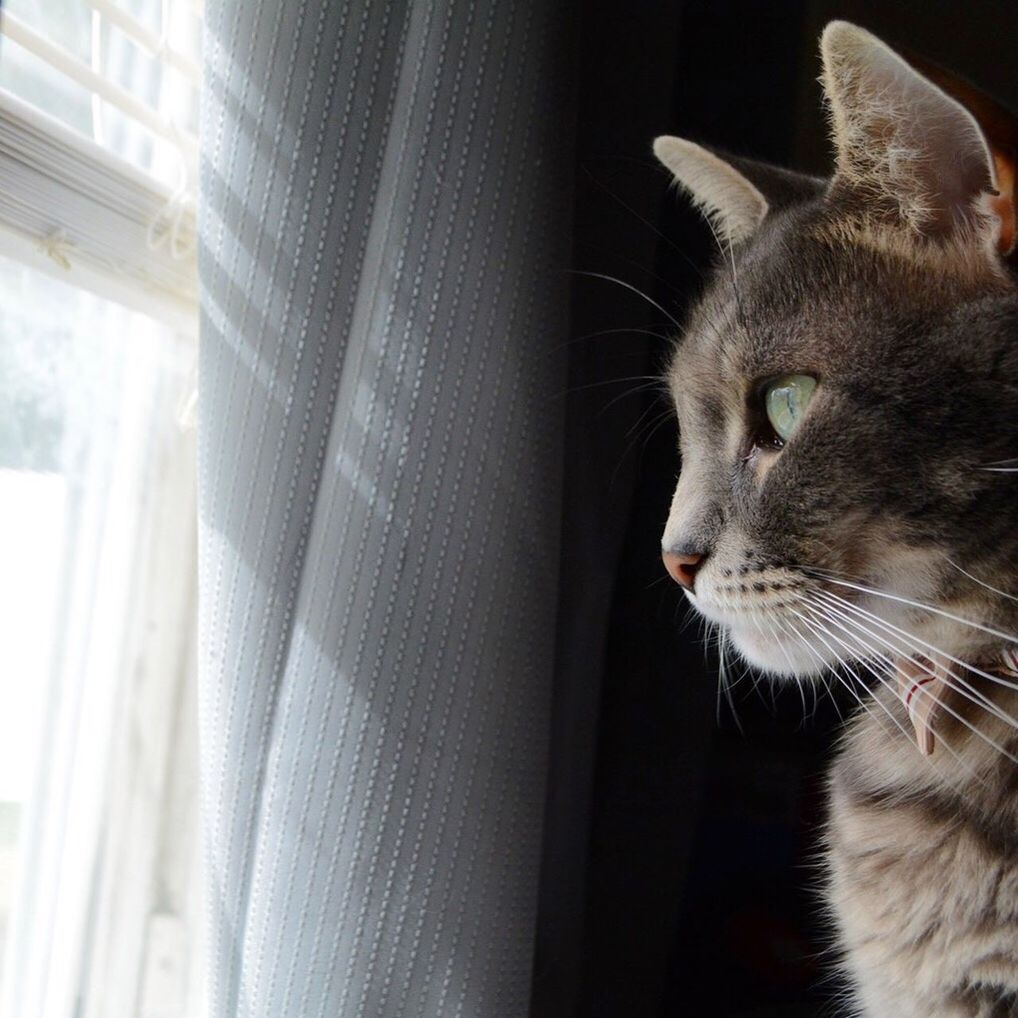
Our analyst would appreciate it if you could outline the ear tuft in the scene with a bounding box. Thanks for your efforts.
[653,136,769,245]
[820,21,998,241]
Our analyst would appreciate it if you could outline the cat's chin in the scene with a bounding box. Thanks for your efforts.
[726,623,834,679]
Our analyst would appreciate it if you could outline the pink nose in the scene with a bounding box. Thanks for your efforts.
[662,551,704,591]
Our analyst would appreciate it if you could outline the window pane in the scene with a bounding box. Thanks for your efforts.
[3,0,92,60]
[0,0,200,189]
[0,253,196,1014]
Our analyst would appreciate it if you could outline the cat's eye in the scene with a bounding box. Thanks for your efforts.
[763,374,817,444]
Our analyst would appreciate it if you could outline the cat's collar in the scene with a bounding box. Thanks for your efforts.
[896,647,1018,756]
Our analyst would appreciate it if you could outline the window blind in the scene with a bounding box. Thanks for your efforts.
[0,0,200,331]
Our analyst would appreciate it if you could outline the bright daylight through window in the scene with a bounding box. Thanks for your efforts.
[0,1,202,1015]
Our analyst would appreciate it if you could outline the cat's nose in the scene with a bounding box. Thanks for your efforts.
[662,549,705,591]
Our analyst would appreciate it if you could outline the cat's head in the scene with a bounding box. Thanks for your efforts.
[655,21,1018,678]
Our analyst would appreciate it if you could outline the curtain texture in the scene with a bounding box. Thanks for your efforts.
[197,2,573,1015]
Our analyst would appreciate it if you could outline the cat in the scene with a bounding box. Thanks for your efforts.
[652,21,1018,1018]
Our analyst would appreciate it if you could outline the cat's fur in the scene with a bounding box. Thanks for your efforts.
[654,22,1018,1017]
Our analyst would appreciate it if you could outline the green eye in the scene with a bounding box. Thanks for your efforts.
[764,374,817,443]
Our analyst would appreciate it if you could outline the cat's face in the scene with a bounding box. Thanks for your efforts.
[656,22,1018,679]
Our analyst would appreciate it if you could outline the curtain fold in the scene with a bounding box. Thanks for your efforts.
[197,1,574,1014]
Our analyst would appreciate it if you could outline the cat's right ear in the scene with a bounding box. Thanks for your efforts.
[653,137,768,245]
[653,136,823,245]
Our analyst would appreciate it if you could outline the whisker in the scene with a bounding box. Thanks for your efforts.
[797,601,987,783]
[581,164,708,280]
[780,609,842,723]
[788,605,905,739]
[793,669,808,718]
[808,596,1018,765]
[554,325,674,351]
[756,608,811,719]
[621,398,671,441]
[798,614,901,738]
[645,572,675,593]
[945,558,1018,605]
[569,269,681,328]
[757,606,810,720]
[564,375,664,397]
[718,627,744,734]
[976,457,1018,472]
[609,407,677,491]
[710,619,723,725]
[700,212,744,327]
[801,570,1018,647]
[783,614,828,725]
[697,614,711,661]
[812,592,1018,742]
[676,598,704,634]
[762,611,802,684]
[815,589,1018,701]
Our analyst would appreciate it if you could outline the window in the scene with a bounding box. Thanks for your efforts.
[0,2,202,1014]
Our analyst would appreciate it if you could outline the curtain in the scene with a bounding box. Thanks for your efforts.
[198,2,574,1015]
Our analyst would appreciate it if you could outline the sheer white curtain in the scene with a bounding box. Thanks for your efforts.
[0,252,201,1018]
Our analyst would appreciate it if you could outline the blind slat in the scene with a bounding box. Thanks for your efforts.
[1,12,198,164]
[0,90,196,333]
[83,0,201,84]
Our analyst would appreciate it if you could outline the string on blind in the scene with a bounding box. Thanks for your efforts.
[0,90,198,331]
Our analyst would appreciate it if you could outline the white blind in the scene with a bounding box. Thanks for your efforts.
[0,0,201,330]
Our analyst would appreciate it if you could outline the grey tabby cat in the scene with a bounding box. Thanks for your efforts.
[653,21,1018,1018]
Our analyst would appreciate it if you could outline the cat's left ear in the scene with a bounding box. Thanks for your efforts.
[653,136,823,245]
[821,21,1016,255]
